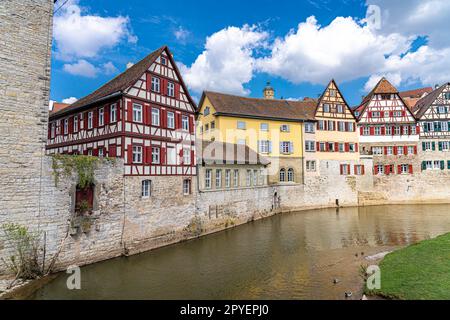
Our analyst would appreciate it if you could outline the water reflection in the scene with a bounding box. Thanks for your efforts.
[31,204,450,300]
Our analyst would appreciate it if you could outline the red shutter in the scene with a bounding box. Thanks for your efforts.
[344,122,348,132]
[416,125,420,134]
[161,78,167,96]
[147,147,153,164]
[355,143,359,152]
[93,110,98,128]
[389,111,393,118]
[368,112,372,118]
[340,165,343,175]
[160,109,165,128]
[335,142,339,152]
[176,113,182,130]
[93,148,99,156]
[146,73,151,92]
[360,127,364,135]
[385,165,390,175]
[127,145,133,164]
[189,115,194,134]
[402,110,406,117]
[316,142,320,152]
[384,146,388,155]
[127,101,133,122]
[179,148,184,165]
[83,149,88,156]
[84,112,88,129]
[397,165,402,174]
[144,105,150,125]
[47,124,51,139]
[117,103,122,121]
[369,127,375,135]
[161,147,166,164]
[175,83,180,100]
[354,165,357,175]
[380,111,384,118]
[105,106,110,125]
[393,146,398,155]
[404,146,408,155]
[324,121,328,131]
[191,150,195,166]
[109,145,117,158]
[381,126,386,135]
[362,165,365,175]
[409,165,413,174]
[414,146,418,154]
[345,143,350,152]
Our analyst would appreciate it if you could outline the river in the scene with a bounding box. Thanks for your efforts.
[30,204,450,300]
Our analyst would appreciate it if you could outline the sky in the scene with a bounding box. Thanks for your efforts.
[51,0,450,107]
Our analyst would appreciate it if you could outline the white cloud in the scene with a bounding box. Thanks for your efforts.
[180,25,268,95]
[256,16,412,85]
[102,61,119,75]
[53,1,137,61]
[174,26,191,42]
[63,60,99,78]
[62,97,78,104]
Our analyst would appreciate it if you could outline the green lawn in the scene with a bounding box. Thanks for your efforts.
[370,233,450,300]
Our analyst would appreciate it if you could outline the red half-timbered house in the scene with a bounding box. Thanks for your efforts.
[47,46,197,180]
[355,77,419,175]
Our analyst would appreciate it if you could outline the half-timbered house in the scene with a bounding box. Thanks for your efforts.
[355,78,419,175]
[47,46,197,199]
[413,82,450,172]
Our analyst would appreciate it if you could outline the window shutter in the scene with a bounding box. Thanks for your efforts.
[127,145,133,164]
[335,142,339,152]
[360,127,364,135]
[117,103,122,121]
[389,111,393,118]
[105,106,110,125]
[84,112,88,129]
[397,165,402,174]
[127,101,133,122]
[432,142,436,151]
[316,142,320,152]
[144,105,150,125]
[146,73,151,92]
[175,83,180,100]
[354,165,357,175]
[348,165,351,175]
[280,142,283,153]
[189,115,194,134]
[355,143,359,152]
[345,143,349,152]
[384,146,388,155]
[176,113,182,130]
[289,142,294,154]
[393,146,398,155]
[93,148,99,156]
[385,165,390,175]
[441,161,445,170]
[340,165,343,175]
[369,127,375,135]
[448,160,450,170]
[93,110,98,128]
[161,78,167,96]
[179,148,184,165]
[83,149,88,156]
[362,165,365,175]
[191,150,195,166]
[161,147,166,164]
[402,110,406,117]
[439,142,443,151]
[145,146,152,164]
[381,126,386,135]
[368,112,372,118]
[109,145,117,158]
[422,161,426,171]
[160,109,166,128]
[414,146,417,154]
[268,141,272,153]
[403,146,408,155]
[409,165,413,174]
[422,142,426,151]
[47,124,51,139]
[380,111,384,118]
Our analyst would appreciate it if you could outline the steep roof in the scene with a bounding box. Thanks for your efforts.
[400,87,433,99]
[355,77,408,119]
[200,141,270,166]
[50,45,196,119]
[50,102,70,115]
[413,83,450,119]
[316,79,357,120]
[200,91,317,122]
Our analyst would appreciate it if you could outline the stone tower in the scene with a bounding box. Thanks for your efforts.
[0,1,54,232]
[263,81,275,99]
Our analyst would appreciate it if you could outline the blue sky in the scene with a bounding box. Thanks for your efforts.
[51,0,450,107]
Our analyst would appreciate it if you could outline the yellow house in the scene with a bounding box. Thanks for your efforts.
[315,80,360,162]
[197,91,316,184]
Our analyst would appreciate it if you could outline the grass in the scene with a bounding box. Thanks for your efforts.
[368,233,450,300]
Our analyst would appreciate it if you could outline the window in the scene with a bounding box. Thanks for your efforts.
[259,140,271,153]
[183,148,191,165]
[88,112,93,129]
[394,126,401,135]
[152,147,160,164]
[280,141,291,154]
[64,119,69,134]
[161,56,167,65]
[205,124,209,131]
[387,146,393,155]
[403,126,409,135]
[339,143,344,153]
[372,147,383,155]
[233,169,239,187]
[319,142,326,152]
[437,106,447,114]
[341,164,350,176]
[400,164,409,174]
[442,122,449,132]
[133,104,143,123]
[215,170,222,188]
[287,168,294,182]
[386,126,392,135]
[259,169,265,185]
[445,93,450,100]
[434,161,441,170]
[363,127,370,136]
[167,112,175,129]
[349,143,356,153]
[109,104,117,123]
[87,149,93,156]
[338,121,345,132]
[372,111,381,118]
[306,161,316,172]
[205,169,212,189]
[51,123,55,138]
[393,111,402,117]
[253,170,258,186]
[305,122,315,133]
[423,141,433,151]
[423,122,433,132]
[381,94,392,100]
[225,170,231,188]
[376,164,384,175]
[279,168,286,182]
[327,142,335,152]
[204,107,210,116]
[183,179,191,195]
[142,180,151,198]
[132,146,143,163]
[210,121,215,130]
[98,148,104,158]
[73,116,78,132]
[397,146,404,155]
[182,115,189,131]
[280,124,290,132]
[167,147,176,165]
[329,89,336,97]
[408,146,415,155]
[261,123,269,131]
[337,104,343,113]
[152,108,160,126]
[305,141,315,152]
[323,104,330,113]
[327,121,335,131]
[318,120,325,131]
[151,77,160,92]
[167,82,175,97]
[237,121,246,130]
[246,170,252,186]
[348,122,354,132]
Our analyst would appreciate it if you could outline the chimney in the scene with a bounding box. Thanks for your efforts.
[263,81,275,99]
[126,62,134,69]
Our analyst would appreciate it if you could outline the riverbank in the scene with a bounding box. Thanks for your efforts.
[367,233,450,300]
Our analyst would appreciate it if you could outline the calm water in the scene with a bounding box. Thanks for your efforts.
[31,204,450,300]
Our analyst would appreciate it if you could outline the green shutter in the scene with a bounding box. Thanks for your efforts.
[448,160,450,170]
[422,142,426,151]
[441,161,445,170]
[439,142,443,151]
[432,142,436,151]
[422,161,427,171]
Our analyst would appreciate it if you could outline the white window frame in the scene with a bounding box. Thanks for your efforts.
[233,169,239,187]
[372,147,383,155]
[280,124,290,132]
[133,104,143,123]
[246,170,252,186]
[279,168,286,182]
[110,104,117,123]
[183,148,191,165]
[183,179,191,195]
[237,121,246,130]
[259,140,270,154]
[225,170,231,188]
[142,180,151,198]
[98,108,104,126]
[64,118,68,134]
[205,169,212,189]
[167,111,175,129]
[88,112,93,129]
[152,147,160,164]
[152,108,160,126]
[287,168,294,182]
[216,170,222,188]
[260,123,269,131]
[305,122,315,133]
[73,116,78,133]
[132,146,143,164]
[167,82,175,97]
[151,77,160,93]
[167,147,176,165]
[182,115,189,131]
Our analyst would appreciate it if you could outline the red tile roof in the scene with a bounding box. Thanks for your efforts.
[50,102,70,114]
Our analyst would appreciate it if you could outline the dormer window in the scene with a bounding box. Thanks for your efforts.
[381,94,392,100]
[280,124,290,132]
[204,107,210,116]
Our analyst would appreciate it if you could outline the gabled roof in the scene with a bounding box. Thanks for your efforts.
[50,102,70,115]
[316,79,357,120]
[400,87,433,99]
[413,83,450,119]
[50,46,196,119]
[355,77,412,120]
[200,140,270,166]
[199,91,317,122]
